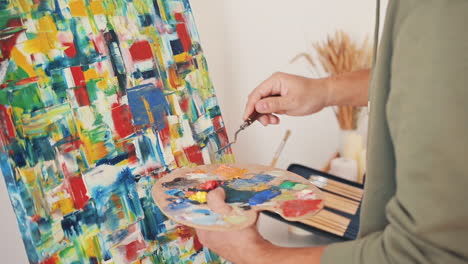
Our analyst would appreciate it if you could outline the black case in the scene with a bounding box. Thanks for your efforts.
[261,163,364,241]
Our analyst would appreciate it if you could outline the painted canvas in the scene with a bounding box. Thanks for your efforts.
[0,0,234,263]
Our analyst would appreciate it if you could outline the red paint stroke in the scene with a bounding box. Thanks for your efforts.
[15,76,39,86]
[217,129,232,154]
[123,142,138,164]
[183,145,204,165]
[124,239,146,262]
[158,124,171,146]
[174,13,192,52]
[193,234,203,252]
[0,18,25,63]
[111,103,134,138]
[70,66,85,87]
[40,254,59,264]
[93,34,107,54]
[179,97,190,113]
[212,116,224,131]
[0,105,16,140]
[31,214,41,222]
[176,225,194,242]
[281,199,323,218]
[199,180,218,191]
[74,86,91,106]
[61,139,83,153]
[63,42,77,58]
[129,41,153,62]
[68,176,89,210]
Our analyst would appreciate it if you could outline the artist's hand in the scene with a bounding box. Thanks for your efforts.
[195,188,276,264]
[244,72,331,126]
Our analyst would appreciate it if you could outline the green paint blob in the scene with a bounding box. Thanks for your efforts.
[279,180,298,189]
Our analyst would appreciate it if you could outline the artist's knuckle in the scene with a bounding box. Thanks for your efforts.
[271,72,283,79]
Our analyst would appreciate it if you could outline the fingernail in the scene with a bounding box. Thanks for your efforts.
[257,102,266,111]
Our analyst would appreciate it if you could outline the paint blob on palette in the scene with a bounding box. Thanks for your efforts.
[153,164,324,230]
[0,0,234,263]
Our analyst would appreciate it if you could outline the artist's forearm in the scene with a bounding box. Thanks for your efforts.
[325,69,370,107]
[250,244,326,264]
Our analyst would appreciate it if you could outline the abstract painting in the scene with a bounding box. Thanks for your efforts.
[0,0,234,263]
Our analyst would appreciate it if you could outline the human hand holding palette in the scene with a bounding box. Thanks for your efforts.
[152,164,324,230]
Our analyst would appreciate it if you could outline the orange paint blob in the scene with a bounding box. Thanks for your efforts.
[212,165,248,179]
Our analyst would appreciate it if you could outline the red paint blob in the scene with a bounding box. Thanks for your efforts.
[40,254,59,264]
[183,145,204,165]
[281,199,323,218]
[74,85,91,106]
[124,239,146,262]
[129,41,153,61]
[199,180,219,191]
[63,42,77,58]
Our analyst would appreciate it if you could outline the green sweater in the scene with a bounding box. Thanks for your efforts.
[322,0,468,263]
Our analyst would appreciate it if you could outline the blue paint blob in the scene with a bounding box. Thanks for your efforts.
[165,189,185,197]
[222,186,257,204]
[166,198,191,211]
[127,84,168,129]
[192,209,211,215]
[248,188,282,206]
[228,174,275,190]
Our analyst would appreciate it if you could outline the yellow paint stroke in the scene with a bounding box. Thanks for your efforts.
[23,15,58,53]
[188,192,207,203]
[156,0,168,21]
[55,196,75,215]
[142,97,155,124]
[10,47,36,77]
[14,0,32,13]
[19,167,36,184]
[69,0,88,17]
[173,52,190,64]
[213,165,248,180]
[90,0,105,15]
[174,150,191,167]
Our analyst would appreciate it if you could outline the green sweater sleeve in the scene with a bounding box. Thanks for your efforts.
[322,1,468,263]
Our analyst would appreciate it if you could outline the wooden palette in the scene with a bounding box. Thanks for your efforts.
[152,164,324,231]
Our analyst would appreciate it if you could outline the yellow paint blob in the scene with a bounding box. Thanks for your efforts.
[10,47,36,77]
[84,68,100,81]
[188,192,207,203]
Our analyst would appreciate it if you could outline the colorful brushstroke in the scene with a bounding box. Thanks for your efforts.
[0,0,234,263]
[157,166,323,229]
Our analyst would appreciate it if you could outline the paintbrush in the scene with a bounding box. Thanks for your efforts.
[217,111,262,153]
[270,130,292,167]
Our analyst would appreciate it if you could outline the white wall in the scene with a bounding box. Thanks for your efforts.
[0,1,387,262]
[191,0,386,169]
